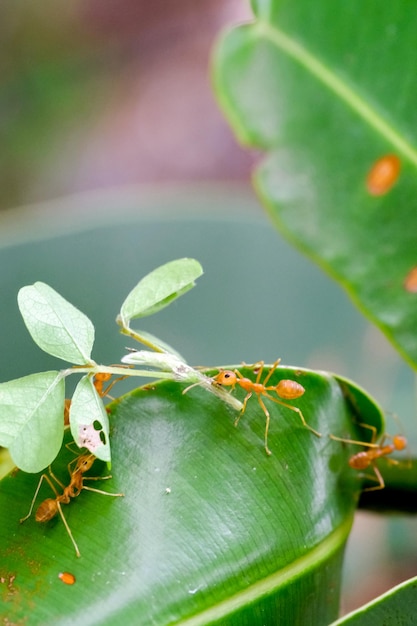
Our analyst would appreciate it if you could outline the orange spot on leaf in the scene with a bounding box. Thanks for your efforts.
[366,154,400,196]
[404,266,417,293]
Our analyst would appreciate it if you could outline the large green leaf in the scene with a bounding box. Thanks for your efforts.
[212,1,417,368]
[0,365,384,625]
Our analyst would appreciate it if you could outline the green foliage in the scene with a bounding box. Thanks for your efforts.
[0,367,383,625]
[119,257,203,324]
[1,0,417,621]
[18,282,95,365]
[0,251,401,624]
[0,258,208,472]
[211,1,417,621]
[331,576,417,625]
[212,0,417,369]
[0,371,64,472]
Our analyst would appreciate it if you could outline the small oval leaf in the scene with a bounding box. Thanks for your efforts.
[18,282,95,365]
[0,371,65,472]
[70,375,111,462]
[119,258,203,324]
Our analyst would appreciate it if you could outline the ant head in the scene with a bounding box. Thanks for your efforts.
[75,454,95,473]
[213,370,237,386]
[392,434,407,451]
[94,372,112,383]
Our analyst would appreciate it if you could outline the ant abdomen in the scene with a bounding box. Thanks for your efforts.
[36,498,57,523]
[275,380,305,400]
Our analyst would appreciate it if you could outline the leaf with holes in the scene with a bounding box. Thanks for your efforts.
[213,1,417,368]
[18,282,95,364]
[0,371,65,472]
[70,375,110,462]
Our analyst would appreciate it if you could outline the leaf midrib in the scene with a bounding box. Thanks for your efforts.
[257,21,417,166]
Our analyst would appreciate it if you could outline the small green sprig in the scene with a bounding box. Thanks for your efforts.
[0,258,242,473]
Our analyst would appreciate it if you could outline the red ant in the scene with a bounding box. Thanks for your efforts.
[330,425,407,491]
[64,368,129,426]
[20,450,124,557]
[93,368,130,399]
[212,359,321,455]
[64,369,130,425]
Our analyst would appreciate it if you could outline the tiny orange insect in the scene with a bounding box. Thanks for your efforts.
[330,425,407,491]
[213,359,321,456]
[20,452,124,557]
[93,368,130,399]
[59,571,76,585]
[366,154,401,196]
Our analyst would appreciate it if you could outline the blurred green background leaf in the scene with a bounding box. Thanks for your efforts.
[212,0,417,368]
[332,576,417,625]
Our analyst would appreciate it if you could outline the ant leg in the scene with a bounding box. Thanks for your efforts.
[20,473,60,523]
[182,381,204,394]
[356,422,379,445]
[385,458,400,467]
[235,362,265,384]
[254,361,265,384]
[81,473,124,496]
[362,465,385,491]
[20,474,57,523]
[82,485,124,497]
[244,360,264,372]
[65,441,81,456]
[233,369,245,381]
[257,396,272,456]
[234,392,252,427]
[266,394,322,437]
[329,433,380,448]
[48,467,66,491]
[99,375,129,400]
[56,501,81,558]
[262,359,282,387]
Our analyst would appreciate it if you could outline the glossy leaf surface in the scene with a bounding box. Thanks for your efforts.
[212,1,417,368]
[0,366,383,625]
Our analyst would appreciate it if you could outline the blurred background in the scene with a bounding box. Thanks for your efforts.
[0,0,253,209]
[1,0,416,616]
